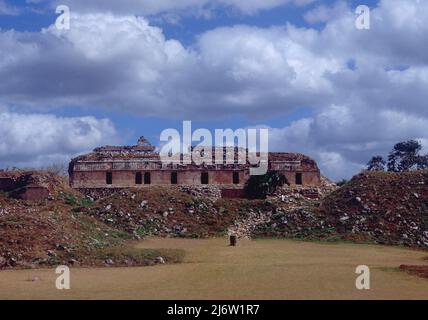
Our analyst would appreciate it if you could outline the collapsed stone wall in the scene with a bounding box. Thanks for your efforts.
[0,171,69,201]
[78,185,223,201]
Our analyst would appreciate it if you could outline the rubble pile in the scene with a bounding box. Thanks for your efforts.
[272,175,337,201]
[231,180,336,239]
[319,175,339,195]
[82,186,248,238]
[179,186,222,200]
[79,186,222,202]
[250,171,428,247]
[0,192,132,269]
[78,188,131,201]
[317,171,428,247]
[0,173,181,269]
[228,209,273,238]
[251,207,336,239]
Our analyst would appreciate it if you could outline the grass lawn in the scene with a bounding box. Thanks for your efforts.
[0,238,427,300]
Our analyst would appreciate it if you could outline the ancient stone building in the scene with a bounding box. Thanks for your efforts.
[0,171,51,201]
[68,137,321,189]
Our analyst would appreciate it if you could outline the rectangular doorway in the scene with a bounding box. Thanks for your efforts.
[233,172,240,184]
[201,172,209,185]
[144,172,151,185]
[171,172,178,184]
[295,173,303,185]
[135,172,142,185]
[106,172,113,185]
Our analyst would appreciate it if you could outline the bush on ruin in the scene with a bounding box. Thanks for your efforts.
[244,171,289,199]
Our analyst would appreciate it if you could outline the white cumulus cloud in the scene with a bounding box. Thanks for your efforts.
[0,110,119,168]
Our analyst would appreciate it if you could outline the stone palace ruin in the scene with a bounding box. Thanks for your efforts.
[68,137,321,189]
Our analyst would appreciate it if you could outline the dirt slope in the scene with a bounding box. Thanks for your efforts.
[0,172,183,269]
[317,171,428,246]
[80,186,275,238]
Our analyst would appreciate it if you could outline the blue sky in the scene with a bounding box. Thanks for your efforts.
[0,0,379,34]
[155,0,379,44]
[0,0,426,180]
[1,0,329,143]
[0,0,376,141]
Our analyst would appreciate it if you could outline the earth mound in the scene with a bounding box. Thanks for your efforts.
[0,171,183,269]
[317,171,428,247]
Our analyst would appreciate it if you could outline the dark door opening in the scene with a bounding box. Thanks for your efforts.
[171,172,178,184]
[201,172,209,185]
[106,172,113,185]
[135,172,142,185]
[233,172,240,184]
[295,173,303,185]
[144,172,151,185]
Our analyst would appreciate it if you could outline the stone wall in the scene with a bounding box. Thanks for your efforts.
[69,142,322,189]
[70,170,249,188]
[70,169,320,189]
[0,173,51,201]
[280,170,321,186]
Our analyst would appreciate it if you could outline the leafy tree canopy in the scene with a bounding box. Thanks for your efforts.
[367,155,386,172]
[387,140,427,172]
[244,171,289,199]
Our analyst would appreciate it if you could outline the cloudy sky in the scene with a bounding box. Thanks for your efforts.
[0,0,427,180]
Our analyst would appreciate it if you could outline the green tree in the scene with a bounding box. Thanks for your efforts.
[366,155,386,172]
[417,154,428,170]
[387,140,427,172]
[244,171,289,199]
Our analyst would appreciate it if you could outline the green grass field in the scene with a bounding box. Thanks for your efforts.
[0,238,427,300]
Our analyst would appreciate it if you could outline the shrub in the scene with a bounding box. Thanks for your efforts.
[244,171,289,199]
